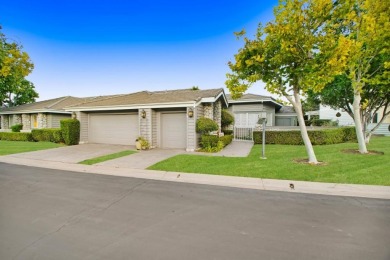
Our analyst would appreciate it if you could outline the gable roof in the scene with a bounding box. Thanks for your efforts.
[226,93,282,109]
[67,88,227,110]
[0,96,92,114]
[277,106,295,113]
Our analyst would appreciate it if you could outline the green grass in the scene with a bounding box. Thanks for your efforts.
[78,150,137,165]
[149,136,390,186]
[0,141,63,155]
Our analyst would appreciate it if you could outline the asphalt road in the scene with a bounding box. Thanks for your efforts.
[0,163,389,260]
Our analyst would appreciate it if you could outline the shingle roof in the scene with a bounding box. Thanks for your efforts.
[69,88,224,108]
[278,106,295,113]
[0,96,91,113]
[226,93,272,102]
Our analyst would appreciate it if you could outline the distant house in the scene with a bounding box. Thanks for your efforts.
[0,96,89,131]
[226,94,297,127]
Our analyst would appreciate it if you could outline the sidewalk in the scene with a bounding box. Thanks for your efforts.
[0,156,389,200]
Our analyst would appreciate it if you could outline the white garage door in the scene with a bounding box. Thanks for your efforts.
[161,113,187,149]
[89,114,138,145]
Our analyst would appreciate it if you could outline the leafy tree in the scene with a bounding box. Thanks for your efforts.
[0,26,38,107]
[226,0,348,164]
[333,0,390,153]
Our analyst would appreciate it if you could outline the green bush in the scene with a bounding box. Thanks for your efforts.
[11,124,23,132]
[201,135,219,148]
[196,117,218,134]
[31,128,63,143]
[60,119,80,145]
[219,135,233,147]
[311,119,332,126]
[223,130,233,135]
[253,127,356,145]
[0,132,34,141]
[221,110,234,128]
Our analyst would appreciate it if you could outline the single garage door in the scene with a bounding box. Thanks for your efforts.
[161,113,187,149]
[89,114,138,145]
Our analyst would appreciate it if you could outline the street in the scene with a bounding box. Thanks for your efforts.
[0,162,389,260]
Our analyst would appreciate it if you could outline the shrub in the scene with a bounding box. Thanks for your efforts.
[136,136,150,149]
[201,135,219,148]
[311,119,332,126]
[223,130,233,135]
[0,132,34,141]
[11,124,23,132]
[221,110,234,128]
[253,127,356,145]
[219,135,233,147]
[196,117,218,134]
[60,119,80,145]
[31,128,63,143]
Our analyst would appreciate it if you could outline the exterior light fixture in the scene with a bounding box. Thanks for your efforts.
[141,109,146,119]
[188,108,194,118]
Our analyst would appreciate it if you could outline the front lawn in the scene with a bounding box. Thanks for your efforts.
[149,136,390,186]
[0,141,63,155]
[78,150,137,165]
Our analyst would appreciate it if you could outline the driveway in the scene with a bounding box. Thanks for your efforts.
[4,144,134,163]
[1,164,389,260]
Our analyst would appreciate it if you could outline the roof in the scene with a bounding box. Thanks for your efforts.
[0,96,92,114]
[68,88,225,109]
[226,93,271,102]
[277,106,296,113]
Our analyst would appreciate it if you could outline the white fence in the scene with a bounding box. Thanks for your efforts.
[234,127,254,141]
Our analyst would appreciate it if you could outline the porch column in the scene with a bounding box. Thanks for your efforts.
[37,113,47,128]
[139,108,152,147]
[1,115,9,129]
[22,114,31,130]
[213,100,222,131]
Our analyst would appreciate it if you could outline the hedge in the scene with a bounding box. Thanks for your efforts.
[60,119,80,145]
[31,128,64,143]
[200,134,233,152]
[219,135,233,147]
[223,130,233,135]
[253,127,356,145]
[0,132,34,141]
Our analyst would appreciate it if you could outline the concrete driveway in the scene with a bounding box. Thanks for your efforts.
[4,144,135,163]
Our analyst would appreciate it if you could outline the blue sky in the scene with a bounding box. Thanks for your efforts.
[2,0,278,100]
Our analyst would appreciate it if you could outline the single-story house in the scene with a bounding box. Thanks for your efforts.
[226,94,297,128]
[0,96,89,131]
[1,89,298,149]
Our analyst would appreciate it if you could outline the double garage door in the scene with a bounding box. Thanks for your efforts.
[89,114,138,145]
[88,112,187,148]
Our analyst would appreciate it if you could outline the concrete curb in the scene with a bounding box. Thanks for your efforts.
[0,156,389,200]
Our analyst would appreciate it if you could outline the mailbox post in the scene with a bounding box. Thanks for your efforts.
[258,112,267,159]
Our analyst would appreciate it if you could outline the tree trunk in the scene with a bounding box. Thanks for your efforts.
[352,91,368,153]
[286,90,318,164]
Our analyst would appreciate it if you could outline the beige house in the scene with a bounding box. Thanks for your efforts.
[65,88,228,151]
[0,96,88,132]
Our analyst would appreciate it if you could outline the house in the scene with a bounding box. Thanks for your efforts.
[1,89,299,149]
[226,94,297,127]
[0,96,90,132]
[65,88,228,151]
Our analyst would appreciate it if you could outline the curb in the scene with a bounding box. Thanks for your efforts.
[0,156,389,200]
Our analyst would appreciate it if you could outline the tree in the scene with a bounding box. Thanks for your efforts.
[334,0,390,153]
[226,0,349,164]
[0,26,38,107]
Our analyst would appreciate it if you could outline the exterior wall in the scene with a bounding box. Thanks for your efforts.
[186,107,196,151]
[319,105,354,126]
[195,104,204,150]
[151,109,157,148]
[1,115,9,129]
[76,112,89,143]
[203,103,213,119]
[22,114,31,130]
[213,100,222,131]
[37,113,48,128]
[13,114,22,126]
[376,107,390,124]
[231,103,275,127]
[139,108,152,145]
[49,114,71,128]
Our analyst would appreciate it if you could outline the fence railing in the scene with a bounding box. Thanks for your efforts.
[234,127,254,141]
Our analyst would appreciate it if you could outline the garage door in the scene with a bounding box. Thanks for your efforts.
[161,113,187,149]
[89,114,138,145]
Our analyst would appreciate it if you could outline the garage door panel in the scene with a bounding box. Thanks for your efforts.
[161,113,186,149]
[89,114,138,145]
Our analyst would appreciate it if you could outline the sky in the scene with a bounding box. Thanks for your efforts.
[1,0,278,101]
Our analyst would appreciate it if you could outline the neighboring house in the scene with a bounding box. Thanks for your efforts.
[319,104,390,136]
[65,88,228,151]
[0,96,90,132]
[226,94,297,127]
